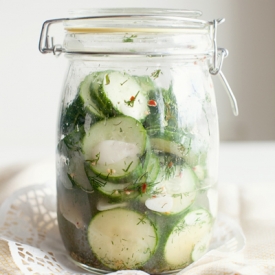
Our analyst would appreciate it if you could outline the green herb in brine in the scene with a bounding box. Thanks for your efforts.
[137,216,147,225]
[123,34,137,42]
[151,69,162,79]
[105,74,110,85]
[124,91,140,107]
[87,152,100,165]
[122,161,133,172]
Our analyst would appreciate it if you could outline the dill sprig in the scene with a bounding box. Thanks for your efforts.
[122,161,133,172]
[124,91,140,107]
[151,69,162,79]
[123,34,137,43]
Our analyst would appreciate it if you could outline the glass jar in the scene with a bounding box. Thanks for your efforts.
[39,8,237,274]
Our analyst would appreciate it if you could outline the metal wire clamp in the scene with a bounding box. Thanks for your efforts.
[209,19,239,116]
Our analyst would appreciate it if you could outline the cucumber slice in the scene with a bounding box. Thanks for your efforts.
[61,72,105,134]
[87,168,139,201]
[82,116,147,182]
[79,72,107,118]
[142,152,160,184]
[145,164,197,214]
[148,129,191,158]
[150,135,208,171]
[163,209,212,268]
[87,208,158,270]
[143,85,178,131]
[97,181,135,200]
[85,152,159,202]
[100,71,149,121]
[59,129,94,193]
[143,88,165,129]
[89,70,118,117]
[96,197,127,211]
[67,151,94,193]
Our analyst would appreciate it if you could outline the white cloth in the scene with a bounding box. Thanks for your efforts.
[0,156,275,274]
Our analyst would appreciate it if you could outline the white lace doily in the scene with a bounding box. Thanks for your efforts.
[0,183,245,275]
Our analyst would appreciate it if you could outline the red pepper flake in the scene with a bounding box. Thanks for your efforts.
[148,100,157,107]
[141,183,147,193]
[168,161,173,168]
[125,91,139,107]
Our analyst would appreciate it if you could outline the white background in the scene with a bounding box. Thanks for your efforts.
[0,0,275,167]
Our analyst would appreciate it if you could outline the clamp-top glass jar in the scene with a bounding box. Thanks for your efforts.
[39,8,237,274]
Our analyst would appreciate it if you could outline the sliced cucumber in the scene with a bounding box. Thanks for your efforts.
[85,152,159,202]
[100,71,149,121]
[97,181,135,199]
[67,151,94,193]
[87,208,158,270]
[82,116,147,182]
[143,89,166,130]
[96,197,127,211]
[142,152,160,184]
[61,72,105,134]
[143,85,178,131]
[79,72,107,118]
[89,70,118,117]
[163,209,212,268]
[145,194,174,213]
[145,164,197,214]
[59,129,94,193]
[148,128,191,158]
[89,172,139,202]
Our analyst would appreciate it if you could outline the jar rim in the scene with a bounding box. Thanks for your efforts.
[67,8,203,18]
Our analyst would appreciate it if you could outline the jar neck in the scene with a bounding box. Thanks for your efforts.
[63,29,213,57]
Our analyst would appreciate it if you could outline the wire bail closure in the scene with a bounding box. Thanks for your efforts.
[209,19,238,116]
[38,15,238,116]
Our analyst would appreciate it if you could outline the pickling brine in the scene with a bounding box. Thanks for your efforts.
[37,7,234,275]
